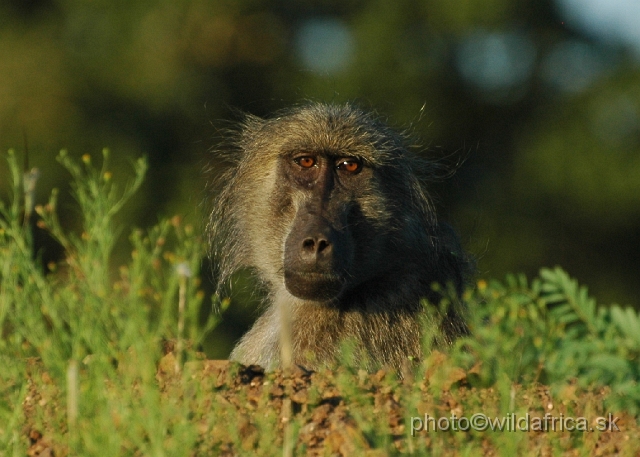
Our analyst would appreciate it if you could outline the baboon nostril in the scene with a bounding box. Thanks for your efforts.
[302,238,316,252]
[317,239,330,253]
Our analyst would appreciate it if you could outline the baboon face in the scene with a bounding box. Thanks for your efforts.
[280,152,362,301]
[246,108,412,303]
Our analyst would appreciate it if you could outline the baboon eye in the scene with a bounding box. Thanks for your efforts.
[295,156,316,168]
[336,159,362,174]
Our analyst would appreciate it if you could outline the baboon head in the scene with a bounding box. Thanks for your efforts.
[209,103,439,304]
[210,103,470,371]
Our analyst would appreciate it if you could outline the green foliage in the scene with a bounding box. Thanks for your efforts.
[0,149,221,453]
[457,267,640,414]
[0,149,637,455]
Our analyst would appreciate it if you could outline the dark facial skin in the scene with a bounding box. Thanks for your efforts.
[281,150,373,302]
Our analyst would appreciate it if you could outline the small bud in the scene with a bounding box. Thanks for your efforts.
[176,263,192,278]
[23,168,40,217]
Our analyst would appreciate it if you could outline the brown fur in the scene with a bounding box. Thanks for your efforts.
[208,103,471,372]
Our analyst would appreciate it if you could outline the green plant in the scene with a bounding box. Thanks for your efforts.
[449,268,640,414]
[0,148,637,456]
[0,149,220,454]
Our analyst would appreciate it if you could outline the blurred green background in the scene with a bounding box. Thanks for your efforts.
[2,0,639,358]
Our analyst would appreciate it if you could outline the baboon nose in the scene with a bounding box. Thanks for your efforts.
[301,236,332,260]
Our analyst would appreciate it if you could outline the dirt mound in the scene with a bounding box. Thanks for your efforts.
[22,354,634,456]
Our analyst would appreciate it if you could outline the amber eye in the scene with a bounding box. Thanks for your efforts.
[295,156,316,168]
[337,159,362,174]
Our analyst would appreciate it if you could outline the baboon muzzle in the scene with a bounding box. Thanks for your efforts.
[283,212,349,301]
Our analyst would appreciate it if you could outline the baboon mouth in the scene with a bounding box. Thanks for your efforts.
[284,270,345,301]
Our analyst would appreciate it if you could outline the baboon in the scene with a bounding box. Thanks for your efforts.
[208,103,471,372]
